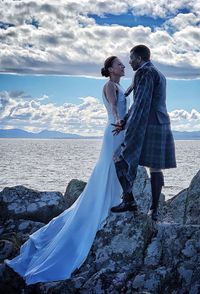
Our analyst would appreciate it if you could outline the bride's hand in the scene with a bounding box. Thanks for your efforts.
[111,120,124,136]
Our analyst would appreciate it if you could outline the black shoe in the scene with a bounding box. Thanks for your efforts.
[111,200,137,213]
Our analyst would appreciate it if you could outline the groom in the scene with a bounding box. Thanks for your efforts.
[111,45,176,220]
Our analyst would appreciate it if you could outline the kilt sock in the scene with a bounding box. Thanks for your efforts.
[115,158,134,201]
[150,172,164,210]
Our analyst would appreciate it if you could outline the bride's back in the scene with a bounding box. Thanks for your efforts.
[102,83,127,123]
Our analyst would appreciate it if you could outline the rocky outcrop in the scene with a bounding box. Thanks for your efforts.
[64,166,154,213]
[133,223,200,293]
[162,189,187,224]
[132,166,152,213]
[0,185,67,223]
[185,170,200,225]
[75,212,154,293]
[64,179,87,208]
[0,240,13,261]
[0,168,200,293]
[27,215,200,294]
[163,170,200,225]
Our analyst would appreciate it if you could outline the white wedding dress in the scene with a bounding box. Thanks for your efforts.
[5,83,127,285]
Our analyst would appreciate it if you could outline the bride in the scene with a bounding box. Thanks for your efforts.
[5,56,128,285]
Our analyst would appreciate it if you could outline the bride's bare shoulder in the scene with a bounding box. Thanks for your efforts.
[104,80,117,91]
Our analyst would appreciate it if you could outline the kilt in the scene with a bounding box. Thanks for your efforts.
[139,123,176,169]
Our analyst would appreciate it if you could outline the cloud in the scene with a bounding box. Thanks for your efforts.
[126,0,197,18]
[0,1,199,78]
[163,12,200,32]
[169,109,200,131]
[1,91,200,134]
[0,91,107,135]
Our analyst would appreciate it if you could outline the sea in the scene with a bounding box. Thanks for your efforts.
[0,139,200,200]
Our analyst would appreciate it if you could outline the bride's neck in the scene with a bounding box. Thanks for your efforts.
[110,76,120,84]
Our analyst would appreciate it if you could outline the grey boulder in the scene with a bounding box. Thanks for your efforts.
[0,185,67,223]
[163,170,200,225]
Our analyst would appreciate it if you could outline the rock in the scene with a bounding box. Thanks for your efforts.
[185,170,200,225]
[0,263,6,280]
[133,166,165,217]
[129,223,200,293]
[144,236,162,266]
[0,226,4,235]
[30,212,153,294]
[130,267,172,293]
[72,212,154,293]
[88,212,153,273]
[0,219,45,260]
[0,262,25,293]
[163,169,200,225]
[80,269,129,294]
[162,189,188,224]
[3,218,45,236]
[1,169,200,293]
[38,280,77,294]
[132,166,152,213]
[0,240,13,261]
[1,218,45,251]
[0,185,67,223]
[64,166,153,213]
[64,179,87,208]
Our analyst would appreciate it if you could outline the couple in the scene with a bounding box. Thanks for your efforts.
[5,45,176,285]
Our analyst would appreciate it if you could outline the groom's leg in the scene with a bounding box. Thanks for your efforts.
[150,168,164,220]
[115,158,133,200]
[111,158,137,212]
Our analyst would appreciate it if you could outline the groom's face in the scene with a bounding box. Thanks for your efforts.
[129,52,141,71]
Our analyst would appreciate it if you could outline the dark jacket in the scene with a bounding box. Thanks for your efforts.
[114,61,172,185]
[125,61,170,125]
[143,62,170,124]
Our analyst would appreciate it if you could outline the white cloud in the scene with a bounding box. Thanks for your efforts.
[1,91,200,134]
[0,1,199,78]
[126,0,197,18]
[163,12,200,31]
[0,91,107,136]
[169,109,200,131]
[169,109,200,121]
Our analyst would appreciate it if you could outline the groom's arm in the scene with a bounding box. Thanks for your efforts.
[122,69,154,142]
[115,73,138,129]
[112,68,152,135]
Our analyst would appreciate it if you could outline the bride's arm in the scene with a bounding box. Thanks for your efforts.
[104,81,119,122]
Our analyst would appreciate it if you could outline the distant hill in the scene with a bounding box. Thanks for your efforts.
[0,129,200,140]
[172,131,200,140]
[0,129,84,139]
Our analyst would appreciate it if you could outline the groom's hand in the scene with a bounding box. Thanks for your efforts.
[111,120,125,136]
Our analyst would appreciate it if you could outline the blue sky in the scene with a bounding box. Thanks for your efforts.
[0,74,199,112]
[0,1,200,135]
[89,12,165,29]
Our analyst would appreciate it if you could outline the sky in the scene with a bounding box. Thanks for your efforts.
[0,0,200,135]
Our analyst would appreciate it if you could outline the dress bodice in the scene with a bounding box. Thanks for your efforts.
[102,83,127,123]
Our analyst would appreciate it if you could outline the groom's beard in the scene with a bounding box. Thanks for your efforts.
[131,63,140,71]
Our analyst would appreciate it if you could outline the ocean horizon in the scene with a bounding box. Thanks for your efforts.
[1,138,200,200]
[1,128,200,140]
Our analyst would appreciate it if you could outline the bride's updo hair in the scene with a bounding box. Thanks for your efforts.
[101,56,117,77]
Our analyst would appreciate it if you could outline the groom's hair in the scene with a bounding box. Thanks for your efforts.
[130,45,150,61]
